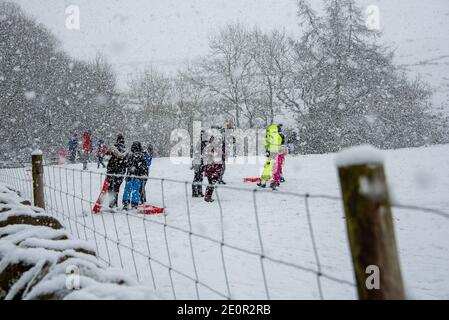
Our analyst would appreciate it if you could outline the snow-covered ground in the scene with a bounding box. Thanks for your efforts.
[2,144,449,299]
[0,184,157,300]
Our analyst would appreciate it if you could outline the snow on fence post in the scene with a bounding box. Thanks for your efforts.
[31,149,45,209]
[336,145,405,300]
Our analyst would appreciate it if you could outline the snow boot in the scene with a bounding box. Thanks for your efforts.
[192,184,204,198]
[109,195,118,209]
[204,197,214,203]
[257,181,266,188]
[270,182,280,190]
[123,201,130,211]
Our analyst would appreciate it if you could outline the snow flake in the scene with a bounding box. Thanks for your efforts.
[365,114,377,125]
[24,91,36,100]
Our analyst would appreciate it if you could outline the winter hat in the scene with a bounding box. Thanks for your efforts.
[116,134,125,144]
[278,124,283,132]
[131,141,143,153]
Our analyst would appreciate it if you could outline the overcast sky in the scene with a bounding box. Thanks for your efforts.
[9,0,449,104]
[10,0,299,86]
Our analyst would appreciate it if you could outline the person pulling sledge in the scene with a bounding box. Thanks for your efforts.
[106,134,127,208]
[276,124,287,184]
[122,141,148,210]
[257,123,285,190]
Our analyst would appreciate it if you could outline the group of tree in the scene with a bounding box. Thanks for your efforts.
[1,0,448,161]
[127,0,448,155]
[0,1,122,161]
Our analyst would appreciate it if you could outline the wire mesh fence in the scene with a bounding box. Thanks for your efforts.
[1,159,448,299]
[0,162,33,202]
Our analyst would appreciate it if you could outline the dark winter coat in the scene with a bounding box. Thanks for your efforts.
[193,131,207,167]
[203,137,223,179]
[205,163,223,179]
[125,142,148,178]
[68,137,78,151]
[106,141,127,175]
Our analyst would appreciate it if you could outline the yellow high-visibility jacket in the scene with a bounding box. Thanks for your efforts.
[264,124,282,153]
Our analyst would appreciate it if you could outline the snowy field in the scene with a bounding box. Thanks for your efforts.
[2,144,449,299]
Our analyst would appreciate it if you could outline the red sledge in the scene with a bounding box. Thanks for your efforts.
[243,177,262,183]
[137,203,164,215]
[92,178,109,214]
[93,178,164,215]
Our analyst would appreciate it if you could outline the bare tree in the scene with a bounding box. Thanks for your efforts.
[184,23,262,128]
[250,28,291,125]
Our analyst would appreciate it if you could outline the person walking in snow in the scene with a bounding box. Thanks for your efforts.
[82,130,93,170]
[96,139,107,169]
[192,130,207,198]
[139,143,154,204]
[271,133,288,189]
[122,141,148,210]
[217,126,228,185]
[277,124,287,183]
[68,133,79,164]
[203,133,224,203]
[106,134,128,209]
[257,123,284,190]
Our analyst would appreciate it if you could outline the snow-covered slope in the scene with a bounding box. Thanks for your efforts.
[4,144,447,299]
[12,0,449,110]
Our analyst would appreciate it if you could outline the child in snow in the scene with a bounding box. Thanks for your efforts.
[276,124,287,184]
[68,134,79,164]
[96,139,107,169]
[106,134,127,208]
[122,141,148,210]
[139,143,154,204]
[271,146,288,188]
[203,134,224,203]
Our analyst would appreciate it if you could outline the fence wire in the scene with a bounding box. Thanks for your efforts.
[1,160,448,300]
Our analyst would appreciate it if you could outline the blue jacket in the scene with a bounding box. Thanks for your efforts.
[68,138,78,151]
[144,152,153,167]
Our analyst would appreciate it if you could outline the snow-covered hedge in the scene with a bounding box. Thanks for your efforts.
[0,184,156,300]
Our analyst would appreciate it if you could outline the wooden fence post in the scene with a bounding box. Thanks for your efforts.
[31,150,45,209]
[336,146,405,300]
